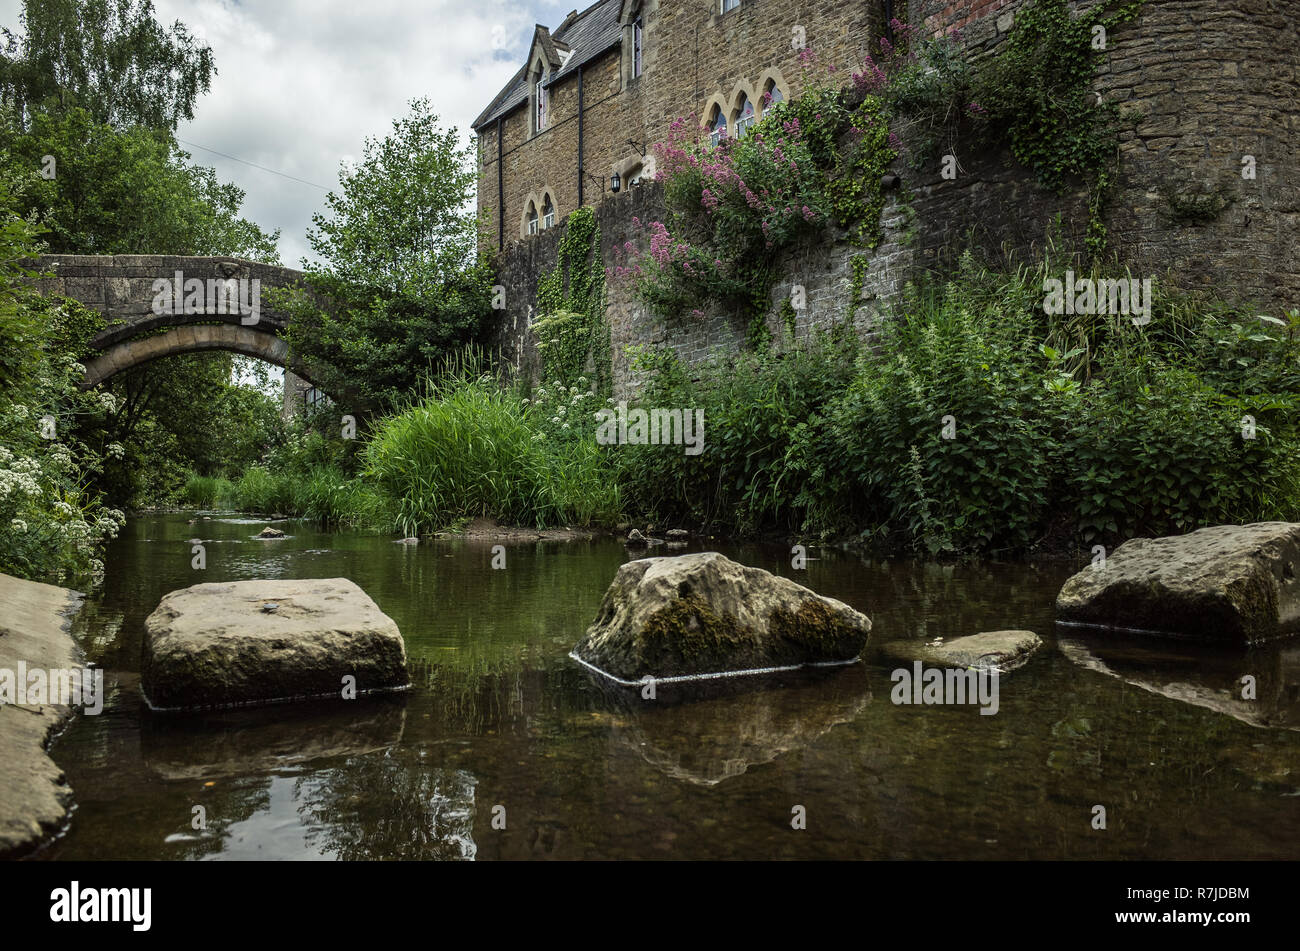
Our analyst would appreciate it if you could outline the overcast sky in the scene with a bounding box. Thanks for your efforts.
[0,0,572,267]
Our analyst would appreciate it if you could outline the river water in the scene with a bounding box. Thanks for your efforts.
[36,513,1298,860]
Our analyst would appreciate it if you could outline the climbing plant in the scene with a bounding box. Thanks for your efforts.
[974,0,1145,256]
[533,207,610,393]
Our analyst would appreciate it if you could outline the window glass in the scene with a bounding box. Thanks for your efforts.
[633,17,643,78]
[527,203,539,235]
[709,107,727,148]
[734,94,755,138]
[542,196,555,229]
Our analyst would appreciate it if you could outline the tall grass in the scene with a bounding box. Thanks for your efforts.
[182,473,233,508]
[364,362,619,534]
[182,466,383,527]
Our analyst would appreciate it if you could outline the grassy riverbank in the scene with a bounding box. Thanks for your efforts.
[186,258,1300,556]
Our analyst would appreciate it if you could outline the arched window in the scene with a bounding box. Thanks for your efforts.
[709,105,727,148]
[762,80,785,114]
[542,195,555,229]
[722,0,740,12]
[734,94,755,139]
[527,201,539,235]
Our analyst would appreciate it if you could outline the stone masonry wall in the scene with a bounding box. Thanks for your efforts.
[489,0,1300,396]
[478,0,886,255]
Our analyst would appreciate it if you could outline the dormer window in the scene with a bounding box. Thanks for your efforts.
[709,106,727,148]
[542,195,555,229]
[734,94,755,139]
[536,77,548,131]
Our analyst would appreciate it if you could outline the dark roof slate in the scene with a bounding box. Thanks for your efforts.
[472,0,623,131]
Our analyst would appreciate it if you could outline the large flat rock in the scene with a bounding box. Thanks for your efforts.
[0,572,84,859]
[141,578,409,710]
[1056,523,1300,645]
[572,552,871,682]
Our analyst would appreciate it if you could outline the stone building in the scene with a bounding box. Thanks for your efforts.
[478,0,1299,395]
[472,0,888,251]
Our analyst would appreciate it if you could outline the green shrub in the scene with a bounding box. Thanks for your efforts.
[618,331,858,534]
[364,362,619,534]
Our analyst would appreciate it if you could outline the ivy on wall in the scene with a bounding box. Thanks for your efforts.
[533,207,610,393]
[975,0,1146,255]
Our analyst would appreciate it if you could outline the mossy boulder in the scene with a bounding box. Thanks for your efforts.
[1056,522,1300,645]
[572,552,871,681]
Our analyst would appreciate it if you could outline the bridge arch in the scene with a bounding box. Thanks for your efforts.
[29,254,341,405]
[81,322,328,391]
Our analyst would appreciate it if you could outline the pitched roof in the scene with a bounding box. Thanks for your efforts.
[471,0,623,131]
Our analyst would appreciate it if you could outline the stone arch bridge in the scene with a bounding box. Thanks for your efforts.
[29,255,328,401]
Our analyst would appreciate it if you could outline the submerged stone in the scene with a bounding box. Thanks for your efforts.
[141,578,408,710]
[882,630,1041,672]
[572,551,871,682]
[1056,522,1300,645]
[256,527,285,538]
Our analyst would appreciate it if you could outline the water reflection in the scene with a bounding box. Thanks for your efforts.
[141,696,409,781]
[588,665,873,786]
[35,514,1300,860]
[1058,631,1300,731]
[297,762,478,861]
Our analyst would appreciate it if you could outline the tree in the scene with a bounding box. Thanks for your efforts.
[283,98,493,413]
[307,97,480,304]
[0,0,214,130]
[0,106,280,259]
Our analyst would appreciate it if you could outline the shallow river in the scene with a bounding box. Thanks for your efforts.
[37,513,1298,860]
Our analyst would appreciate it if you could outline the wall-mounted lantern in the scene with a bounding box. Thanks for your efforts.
[611,171,622,193]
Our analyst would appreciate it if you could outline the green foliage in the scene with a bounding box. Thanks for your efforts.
[363,354,619,535]
[810,94,893,248]
[181,472,230,508]
[183,422,383,528]
[1159,179,1232,224]
[0,0,215,130]
[808,267,1055,552]
[975,0,1143,194]
[619,252,1300,553]
[0,201,123,582]
[617,330,859,535]
[91,351,284,505]
[279,265,493,415]
[533,208,609,392]
[307,97,478,300]
[281,98,492,414]
[0,106,280,258]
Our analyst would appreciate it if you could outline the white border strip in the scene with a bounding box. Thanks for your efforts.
[568,651,861,687]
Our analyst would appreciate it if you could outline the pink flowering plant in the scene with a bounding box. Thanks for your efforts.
[621,66,900,325]
[853,19,979,167]
[612,22,983,327]
[623,111,831,321]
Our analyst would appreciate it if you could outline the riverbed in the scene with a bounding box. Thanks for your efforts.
[35,512,1299,859]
